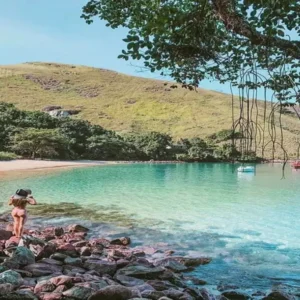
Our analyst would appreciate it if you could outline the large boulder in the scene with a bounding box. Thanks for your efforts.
[84,259,116,276]
[262,292,296,300]
[110,237,131,246]
[116,265,165,280]
[222,291,250,300]
[11,247,35,266]
[50,275,73,287]
[29,243,56,260]
[0,270,23,287]
[88,285,134,300]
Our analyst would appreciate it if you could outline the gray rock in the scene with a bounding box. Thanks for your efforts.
[64,257,82,267]
[114,274,144,287]
[88,285,134,300]
[50,253,68,261]
[24,263,62,277]
[68,224,89,233]
[164,288,194,300]
[147,280,177,291]
[63,286,94,300]
[116,265,165,280]
[154,258,188,273]
[0,270,23,287]
[40,258,63,266]
[141,290,165,299]
[84,260,116,276]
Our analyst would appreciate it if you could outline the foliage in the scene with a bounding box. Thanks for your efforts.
[0,152,20,161]
[214,143,241,160]
[124,132,173,160]
[208,130,243,143]
[10,128,66,159]
[82,0,300,101]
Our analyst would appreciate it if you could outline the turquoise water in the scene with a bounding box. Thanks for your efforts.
[1,163,300,292]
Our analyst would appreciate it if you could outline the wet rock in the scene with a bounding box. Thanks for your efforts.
[222,291,250,300]
[2,257,20,269]
[116,265,165,280]
[34,280,56,294]
[201,288,217,300]
[80,247,92,256]
[54,227,64,237]
[0,230,12,240]
[173,256,212,267]
[263,291,295,300]
[154,258,188,273]
[0,270,23,287]
[88,285,133,300]
[184,276,207,286]
[84,259,116,276]
[63,286,93,300]
[164,288,194,300]
[50,253,68,262]
[110,237,131,246]
[217,284,239,292]
[114,274,145,287]
[24,263,62,277]
[11,246,35,266]
[68,224,89,233]
[53,285,67,293]
[64,257,82,267]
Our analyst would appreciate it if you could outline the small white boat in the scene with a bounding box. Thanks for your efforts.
[237,166,255,173]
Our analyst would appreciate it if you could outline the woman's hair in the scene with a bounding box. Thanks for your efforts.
[11,198,27,208]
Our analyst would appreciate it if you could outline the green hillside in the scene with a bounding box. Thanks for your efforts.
[0,62,299,159]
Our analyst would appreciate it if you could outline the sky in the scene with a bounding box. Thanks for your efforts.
[0,0,295,99]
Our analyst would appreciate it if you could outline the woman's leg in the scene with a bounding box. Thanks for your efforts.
[14,217,21,237]
[12,216,19,236]
[18,216,26,238]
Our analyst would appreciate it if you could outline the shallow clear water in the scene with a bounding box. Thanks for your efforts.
[1,163,300,292]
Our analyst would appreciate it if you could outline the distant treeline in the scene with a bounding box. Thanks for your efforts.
[0,102,259,162]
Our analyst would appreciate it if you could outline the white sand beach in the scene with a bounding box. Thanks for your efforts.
[0,159,115,172]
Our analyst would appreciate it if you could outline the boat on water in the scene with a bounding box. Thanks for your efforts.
[237,166,255,173]
[291,161,300,169]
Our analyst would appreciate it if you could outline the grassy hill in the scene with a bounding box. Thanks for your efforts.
[0,62,299,159]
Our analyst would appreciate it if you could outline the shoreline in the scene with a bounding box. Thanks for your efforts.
[0,216,291,300]
[0,158,294,173]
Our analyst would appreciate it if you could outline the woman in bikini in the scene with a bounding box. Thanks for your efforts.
[8,189,37,238]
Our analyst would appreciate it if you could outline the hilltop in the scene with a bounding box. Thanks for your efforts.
[0,62,299,159]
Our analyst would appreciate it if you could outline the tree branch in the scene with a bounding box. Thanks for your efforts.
[211,0,300,59]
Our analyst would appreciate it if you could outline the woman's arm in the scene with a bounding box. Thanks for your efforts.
[8,197,13,206]
[27,196,37,205]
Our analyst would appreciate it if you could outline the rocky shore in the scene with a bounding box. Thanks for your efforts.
[0,222,296,300]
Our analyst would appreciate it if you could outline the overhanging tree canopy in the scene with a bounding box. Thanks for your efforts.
[81,0,300,162]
